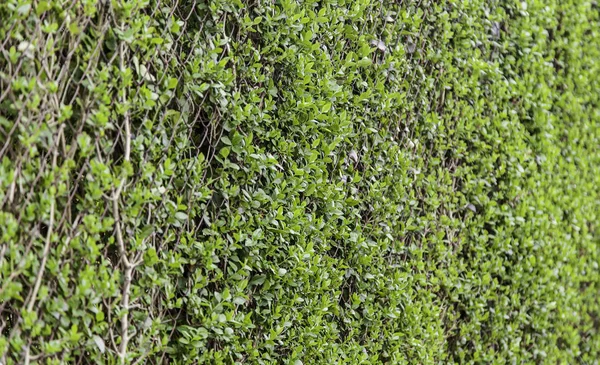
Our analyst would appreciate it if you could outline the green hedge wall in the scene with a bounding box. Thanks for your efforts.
[1,0,599,363]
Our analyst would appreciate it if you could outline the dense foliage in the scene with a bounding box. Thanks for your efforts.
[1,0,599,363]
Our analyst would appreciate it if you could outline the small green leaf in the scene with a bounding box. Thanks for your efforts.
[357,57,372,67]
[175,212,188,221]
[233,297,246,305]
[17,3,32,15]
[93,335,105,354]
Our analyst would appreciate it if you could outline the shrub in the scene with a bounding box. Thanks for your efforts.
[0,0,598,363]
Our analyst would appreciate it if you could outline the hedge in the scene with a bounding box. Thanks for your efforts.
[0,0,599,363]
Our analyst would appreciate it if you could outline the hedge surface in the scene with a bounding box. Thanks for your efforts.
[0,0,599,363]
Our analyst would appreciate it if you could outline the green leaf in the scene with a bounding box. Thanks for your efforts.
[175,212,188,221]
[92,336,105,354]
[357,57,372,67]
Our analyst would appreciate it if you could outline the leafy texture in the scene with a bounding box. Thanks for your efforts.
[0,0,599,363]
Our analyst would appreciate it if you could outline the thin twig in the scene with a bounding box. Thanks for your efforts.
[26,125,62,313]
[114,19,134,363]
